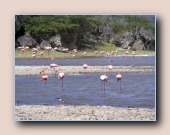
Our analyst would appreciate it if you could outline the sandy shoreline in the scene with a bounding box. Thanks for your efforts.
[15,105,155,121]
[15,66,154,75]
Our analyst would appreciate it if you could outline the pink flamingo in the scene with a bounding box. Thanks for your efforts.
[108,59,113,70]
[126,51,129,55]
[40,69,48,85]
[72,49,77,54]
[132,51,135,56]
[115,50,119,55]
[21,48,25,56]
[45,46,52,57]
[18,46,24,50]
[116,72,122,90]
[32,54,36,58]
[100,75,109,91]
[95,51,98,54]
[83,63,88,69]
[50,64,58,76]
[72,49,77,57]
[54,47,59,51]
[25,46,29,50]
[58,72,65,88]
[32,48,38,53]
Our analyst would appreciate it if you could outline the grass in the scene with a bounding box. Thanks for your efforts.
[15,43,155,59]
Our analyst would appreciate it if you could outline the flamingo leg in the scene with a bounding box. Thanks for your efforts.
[116,80,119,90]
[101,80,103,91]
[55,70,57,76]
[104,81,105,92]
[120,80,121,90]
[62,79,63,89]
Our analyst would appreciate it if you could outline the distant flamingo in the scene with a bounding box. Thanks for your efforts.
[32,48,38,53]
[116,72,122,90]
[108,59,113,70]
[19,46,30,56]
[72,49,77,54]
[40,69,48,84]
[132,51,135,56]
[106,52,110,56]
[25,46,29,50]
[83,63,88,69]
[40,52,44,55]
[32,54,36,58]
[125,51,129,55]
[100,75,109,91]
[18,46,24,50]
[115,50,119,55]
[54,47,59,51]
[45,46,52,57]
[50,64,58,76]
[72,49,77,57]
[58,72,65,88]
[21,48,25,56]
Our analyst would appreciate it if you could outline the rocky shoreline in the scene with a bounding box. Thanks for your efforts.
[15,105,155,121]
[15,66,154,76]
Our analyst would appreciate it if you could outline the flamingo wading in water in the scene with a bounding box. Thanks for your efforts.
[58,72,65,88]
[116,72,122,90]
[50,64,58,76]
[100,75,109,91]
[40,69,48,85]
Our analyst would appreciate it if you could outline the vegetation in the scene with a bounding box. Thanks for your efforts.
[16,15,155,52]
[16,15,154,35]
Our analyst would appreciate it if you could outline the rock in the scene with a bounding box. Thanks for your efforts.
[120,32,135,49]
[131,39,145,50]
[17,33,37,48]
[113,35,122,47]
[121,39,134,49]
[60,31,77,50]
[40,40,51,50]
[139,27,155,50]
[49,34,62,48]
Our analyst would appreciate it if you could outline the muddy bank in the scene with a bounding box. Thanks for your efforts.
[15,105,155,121]
[15,66,154,75]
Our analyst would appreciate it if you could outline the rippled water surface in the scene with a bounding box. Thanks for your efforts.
[15,73,155,108]
[16,55,155,66]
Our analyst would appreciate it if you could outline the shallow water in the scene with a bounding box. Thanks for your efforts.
[15,55,155,66]
[15,73,155,108]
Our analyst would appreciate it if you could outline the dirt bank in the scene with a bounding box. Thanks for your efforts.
[15,105,155,121]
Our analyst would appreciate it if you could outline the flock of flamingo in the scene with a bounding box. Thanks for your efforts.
[17,46,135,58]
[17,46,137,93]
